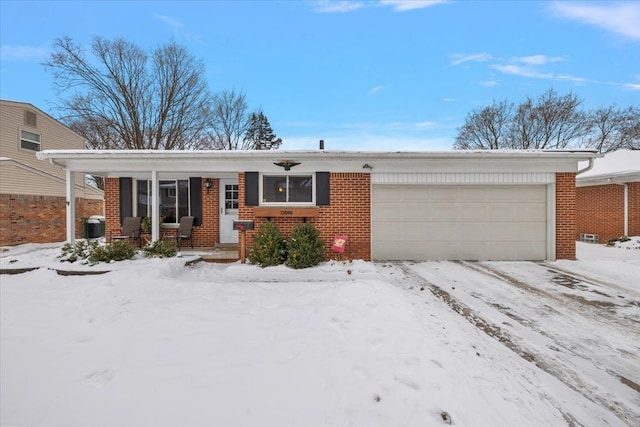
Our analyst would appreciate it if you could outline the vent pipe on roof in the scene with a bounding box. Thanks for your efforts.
[319,139,324,150]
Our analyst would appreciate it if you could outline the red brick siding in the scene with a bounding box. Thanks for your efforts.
[577,181,640,242]
[104,177,219,247]
[0,193,103,246]
[630,182,640,237]
[576,184,624,243]
[239,172,371,261]
[556,173,576,260]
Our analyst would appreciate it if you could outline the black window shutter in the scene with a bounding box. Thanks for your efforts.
[245,172,259,206]
[190,177,202,226]
[316,172,330,206]
[119,177,133,223]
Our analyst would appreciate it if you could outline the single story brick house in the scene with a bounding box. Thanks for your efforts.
[36,149,599,261]
[576,150,640,243]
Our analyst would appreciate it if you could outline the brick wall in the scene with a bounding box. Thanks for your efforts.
[577,181,640,242]
[0,193,103,246]
[239,172,372,261]
[104,177,219,247]
[576,184,624,243]
[630,182,640,237]
[556,173,576,260]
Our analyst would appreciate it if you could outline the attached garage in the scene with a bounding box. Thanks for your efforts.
[372,184,549,261]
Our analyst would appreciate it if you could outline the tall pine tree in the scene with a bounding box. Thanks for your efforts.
[243,110,283,150]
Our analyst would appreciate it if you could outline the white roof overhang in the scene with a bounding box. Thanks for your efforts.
[576,171,640,187]
[36,149,601,179]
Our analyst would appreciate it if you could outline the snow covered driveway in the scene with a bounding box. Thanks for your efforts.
[386,258,639,426]
[1,241,639,427]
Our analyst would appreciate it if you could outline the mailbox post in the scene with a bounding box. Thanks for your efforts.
[233,220,254,263]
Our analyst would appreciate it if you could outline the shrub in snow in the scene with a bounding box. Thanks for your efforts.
[58,240,137,265]
[87,240,137,264]
[286,223,325,269]
[249,221,286,267]
[58,240,97,263]
[143,240,176,258]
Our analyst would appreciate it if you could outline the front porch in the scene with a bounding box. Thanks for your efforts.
[179,244,239,263]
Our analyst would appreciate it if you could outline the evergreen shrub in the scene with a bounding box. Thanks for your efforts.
[286,223,325,269]
[249,221,286,267]
[143,240,177,258]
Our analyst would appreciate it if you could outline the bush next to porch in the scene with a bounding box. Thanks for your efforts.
[249,221,286,267]
[286,223,325,269]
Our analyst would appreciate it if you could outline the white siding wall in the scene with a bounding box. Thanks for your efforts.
[0,100,89,197]
[372,172,555,185]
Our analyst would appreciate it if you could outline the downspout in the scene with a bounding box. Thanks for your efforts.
[624,184,629,237]
[576,158,594,175]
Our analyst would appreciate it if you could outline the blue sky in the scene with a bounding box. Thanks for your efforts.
[1,0,638,150]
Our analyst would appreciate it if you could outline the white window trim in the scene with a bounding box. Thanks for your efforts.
[259,173,315,206]
[19,128,41,151]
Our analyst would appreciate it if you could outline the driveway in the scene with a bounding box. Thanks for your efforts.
[379,259,640,426]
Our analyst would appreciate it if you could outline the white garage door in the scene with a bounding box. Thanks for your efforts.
[372,185,547,261]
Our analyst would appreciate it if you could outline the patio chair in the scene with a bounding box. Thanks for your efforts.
[163,216,195,250]
[110,216,142,248]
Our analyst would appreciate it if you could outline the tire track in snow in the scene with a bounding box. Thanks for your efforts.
[391,262,639,427]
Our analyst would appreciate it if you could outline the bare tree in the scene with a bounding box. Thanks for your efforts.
[584,105,640,153]
[209,88,251,150]
[45,36,213,151]
[453,100,512,149]
[454,89,595,150]
[507,89,587,149]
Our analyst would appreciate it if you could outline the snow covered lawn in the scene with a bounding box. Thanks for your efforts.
[1,240,639,427]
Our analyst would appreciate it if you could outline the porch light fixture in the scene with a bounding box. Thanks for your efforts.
[274,160,301,171]
[204,178,212,193]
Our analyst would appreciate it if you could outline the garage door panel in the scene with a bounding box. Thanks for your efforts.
[430,187,458,201]
[516,204,546,220]
[459,187,487,201]
[372,185,548,261]
[515,186,547,201]
[430,205,460,220]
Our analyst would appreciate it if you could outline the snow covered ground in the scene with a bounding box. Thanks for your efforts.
[1,239,639,427]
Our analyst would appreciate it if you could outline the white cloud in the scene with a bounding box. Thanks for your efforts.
[414,121,437,128]
[480,80,498,87]
[449,53,493,66]
[313,1,365,13]
[623,76,640,91]
[313,0,448,13]
[490,55,590,84]
[0,45,49,61]
[442,98,455,102]
[379,0,449,12]
[155,14,184,30]
[515,55,565,65]
[551,1,640,40]
[369,85,385,95]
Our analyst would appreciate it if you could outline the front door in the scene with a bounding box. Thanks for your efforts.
[219,179,239,244]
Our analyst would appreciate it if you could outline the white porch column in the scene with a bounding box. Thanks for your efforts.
[66,169,76,243]
[151,170,160,242]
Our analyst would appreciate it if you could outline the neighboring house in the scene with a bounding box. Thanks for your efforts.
[576,150,640,243]
[0,99,104,246]
[36,149,598,261]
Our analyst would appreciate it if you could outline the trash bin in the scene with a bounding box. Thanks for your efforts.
[87,215,106,238]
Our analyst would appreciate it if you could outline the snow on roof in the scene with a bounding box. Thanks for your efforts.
[578,150,640,182]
